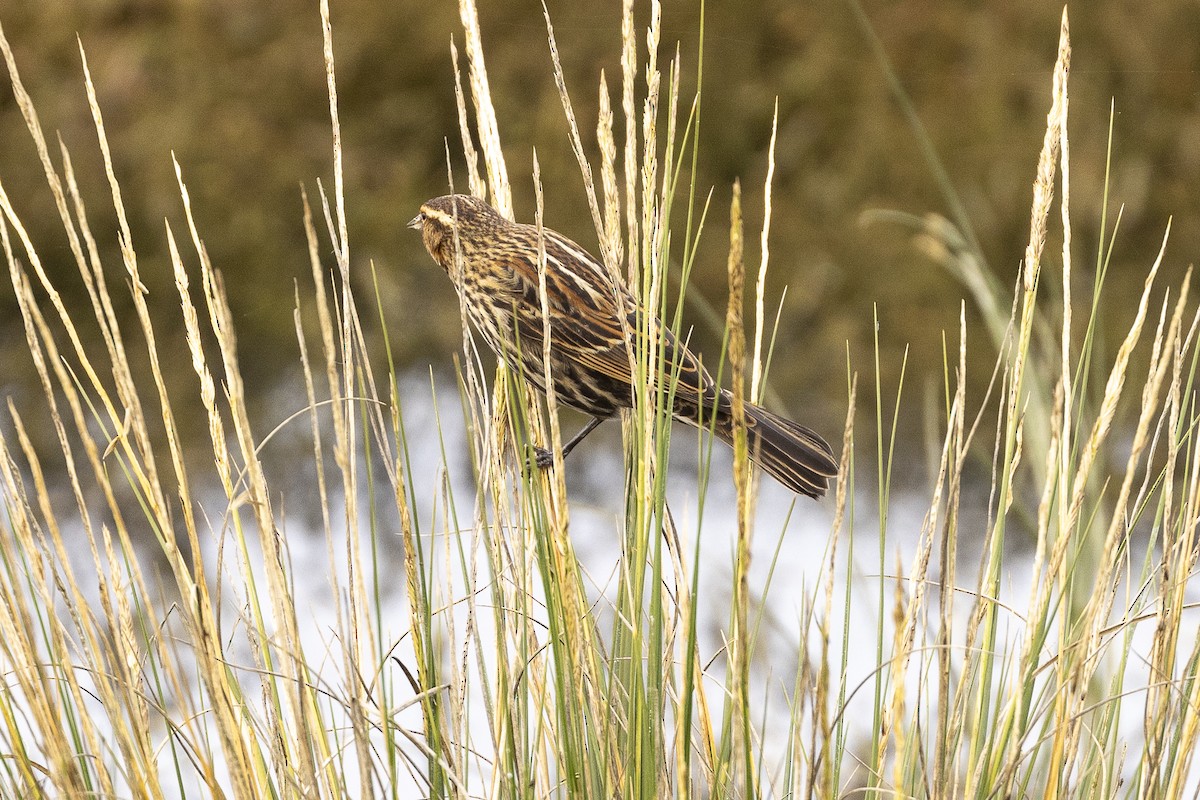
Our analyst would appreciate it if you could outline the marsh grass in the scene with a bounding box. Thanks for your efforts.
[0,3,1197,798]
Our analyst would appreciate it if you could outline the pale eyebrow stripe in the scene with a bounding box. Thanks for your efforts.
[424,208,457,225]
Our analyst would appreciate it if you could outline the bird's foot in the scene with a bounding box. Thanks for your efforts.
[532,446,555,469]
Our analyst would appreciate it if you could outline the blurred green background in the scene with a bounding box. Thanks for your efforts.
[1,0,1196,455]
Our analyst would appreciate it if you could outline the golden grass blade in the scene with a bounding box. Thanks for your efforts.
[450,39,487,200]
[541,4,604,243]
[750,100,778,403]
[457,0,512,216]
[598,73,624,274]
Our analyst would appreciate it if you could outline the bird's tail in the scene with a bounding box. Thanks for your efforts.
[710,395,839,498]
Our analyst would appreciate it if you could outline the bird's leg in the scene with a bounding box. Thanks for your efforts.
[534,416,605,469]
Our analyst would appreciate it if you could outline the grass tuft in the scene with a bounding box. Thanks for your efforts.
[0,3,1196,798]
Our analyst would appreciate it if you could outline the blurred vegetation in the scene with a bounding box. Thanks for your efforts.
[1,0,1197,451]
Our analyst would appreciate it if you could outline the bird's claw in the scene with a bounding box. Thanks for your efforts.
[532,446,555,469]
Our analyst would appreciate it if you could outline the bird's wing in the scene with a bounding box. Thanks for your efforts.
[503,227,716,403]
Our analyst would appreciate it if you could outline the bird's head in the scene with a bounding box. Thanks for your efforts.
[408,193,501,270]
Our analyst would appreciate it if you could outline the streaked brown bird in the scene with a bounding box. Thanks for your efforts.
[408,193,838,498]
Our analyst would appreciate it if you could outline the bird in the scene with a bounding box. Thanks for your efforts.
[408,193,838,498]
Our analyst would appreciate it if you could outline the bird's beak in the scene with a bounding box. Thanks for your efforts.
[406,213,423,231]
